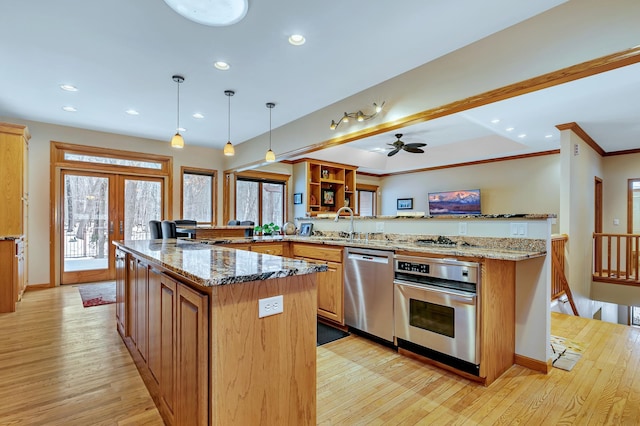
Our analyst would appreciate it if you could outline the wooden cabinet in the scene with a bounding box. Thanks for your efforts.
[0,239,23,312]
[292,243,344,324]
[300,160,357,216]
[250,242,286,256]
[0,123,30,312]
[135,259,149,361]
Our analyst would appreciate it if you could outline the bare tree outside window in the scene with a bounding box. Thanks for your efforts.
[236,180,259,224]
[183,172,213,223]
[235,179,284,226]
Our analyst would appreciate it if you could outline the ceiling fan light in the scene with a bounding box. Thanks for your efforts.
[224,141,235,156]
[265,149,276,162]
[171,132,184,149]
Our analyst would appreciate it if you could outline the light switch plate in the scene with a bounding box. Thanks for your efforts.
[258,295,283,318]
[375,222,385,233]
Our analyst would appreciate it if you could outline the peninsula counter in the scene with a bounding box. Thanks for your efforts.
[113,238,327,426]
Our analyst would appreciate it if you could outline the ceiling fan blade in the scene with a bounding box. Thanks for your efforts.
[404,143,427,148]
[387,148,401,157]
[403,147,425,154]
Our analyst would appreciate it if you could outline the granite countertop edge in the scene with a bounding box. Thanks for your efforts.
[113,239,328,287]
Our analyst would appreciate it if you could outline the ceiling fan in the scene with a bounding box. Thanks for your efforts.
[387,133,427,157]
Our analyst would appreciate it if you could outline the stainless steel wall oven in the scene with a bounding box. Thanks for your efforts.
[393,255,481,375]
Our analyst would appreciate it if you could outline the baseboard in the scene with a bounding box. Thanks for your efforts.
[25,283,52,290]
[514,353,551,374]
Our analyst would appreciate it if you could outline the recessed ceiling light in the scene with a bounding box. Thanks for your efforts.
[214,61,230,70]
[288,34,306,46]
[490,119,500,124]
[62,106,77,112]
[60,84,78,92]
[178,127,186,132]
[505,127,514,132]
[518,133,527,138]
[193,113,204,119]
[125,109,139,115]
[545,134,553,138]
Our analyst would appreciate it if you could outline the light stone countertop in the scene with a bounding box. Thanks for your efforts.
[198,234,547,261]
[113,239,328,287]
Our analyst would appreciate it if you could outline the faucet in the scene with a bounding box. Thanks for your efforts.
[335,206,354,240]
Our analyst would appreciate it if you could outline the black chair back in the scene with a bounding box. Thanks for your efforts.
[240,221,255,237]
[161,220,177,239]
[174,219,197,238]
[149,220,162,239]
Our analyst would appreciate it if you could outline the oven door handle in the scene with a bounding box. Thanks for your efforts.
[394,280,476,305]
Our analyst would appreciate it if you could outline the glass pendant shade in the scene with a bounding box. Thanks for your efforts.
[171,132,184,149]
[265,149,275,162]
[224,141,235,156]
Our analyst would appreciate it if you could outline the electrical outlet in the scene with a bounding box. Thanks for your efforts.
[510,222,528,237]
[258,295,283,318]
[458,222,467,235]
[375,222,385,233]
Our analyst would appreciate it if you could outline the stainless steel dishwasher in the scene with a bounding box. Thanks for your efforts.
[344,247,395,343]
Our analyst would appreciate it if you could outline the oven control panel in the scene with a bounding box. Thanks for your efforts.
[397,261,430,274]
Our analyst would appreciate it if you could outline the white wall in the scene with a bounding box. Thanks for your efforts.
[559,129,604,318]
[380,154,560,232]
[1,117,223,286]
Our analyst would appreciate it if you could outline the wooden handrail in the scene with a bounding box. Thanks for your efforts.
[592,233,640,286]
[551,234,578,316]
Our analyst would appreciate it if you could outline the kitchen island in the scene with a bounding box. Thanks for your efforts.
[113,238,327,426]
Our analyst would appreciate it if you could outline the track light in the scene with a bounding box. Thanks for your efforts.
[329,101,385,130]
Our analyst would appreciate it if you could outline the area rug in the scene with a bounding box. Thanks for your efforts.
[551,334,584,371]
[77,282,116,308]
[317,322,349,346]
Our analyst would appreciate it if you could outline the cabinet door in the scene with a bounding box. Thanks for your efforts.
[115,250,127,337]
[159,276,177,424]
[176,283,209,425]
[147,268,162,384]
[127,257,136,341]
[317,261,344,324]
[135,260,149,361]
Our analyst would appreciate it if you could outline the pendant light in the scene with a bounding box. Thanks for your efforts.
[170,75,185,149]
[265,102,276,162]
[223,90,235,156]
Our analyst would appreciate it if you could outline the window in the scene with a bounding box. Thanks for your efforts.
[235,171,289,227]
[356,184,378,217]
[632,306,640,326]
[182,167,216,225]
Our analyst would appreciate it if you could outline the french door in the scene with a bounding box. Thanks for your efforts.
[61,171,163,284]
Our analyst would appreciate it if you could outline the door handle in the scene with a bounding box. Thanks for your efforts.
[119,220,123,233]
[109,221,114,235]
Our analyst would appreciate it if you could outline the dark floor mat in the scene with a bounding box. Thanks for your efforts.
[317,322,350,346]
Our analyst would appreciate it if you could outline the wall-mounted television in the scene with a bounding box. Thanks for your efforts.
[428,189,481,215]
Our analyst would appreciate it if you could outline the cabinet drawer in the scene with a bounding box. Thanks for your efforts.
[292,244,342,263]
[251,243,284,256]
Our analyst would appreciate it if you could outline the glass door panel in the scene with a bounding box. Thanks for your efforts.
[123,178,162,240]
[62,172,113,284]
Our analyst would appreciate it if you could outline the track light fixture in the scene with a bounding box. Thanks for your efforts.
[223,90,235,156]
[329,101,385,130]
[170,75,185,148]
[265,102,276,162]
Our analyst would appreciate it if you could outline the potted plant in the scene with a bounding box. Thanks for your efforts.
[254,222,280,236]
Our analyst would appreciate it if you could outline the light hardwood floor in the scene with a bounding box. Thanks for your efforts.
[1,286,639,425]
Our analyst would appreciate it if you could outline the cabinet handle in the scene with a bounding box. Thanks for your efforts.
[109,221,114,235]
[119,221,123,233]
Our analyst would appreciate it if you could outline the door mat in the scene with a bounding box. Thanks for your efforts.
[76,282,116,308]
[317,322,349,346]
[551,335,584,371]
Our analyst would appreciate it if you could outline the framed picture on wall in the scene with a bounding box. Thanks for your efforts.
[397,198,413,210]
[321,189,335,206]
[293,193,303,204]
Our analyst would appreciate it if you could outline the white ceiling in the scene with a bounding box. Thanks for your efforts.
[0,0,568,160]
[300,61,640,174]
